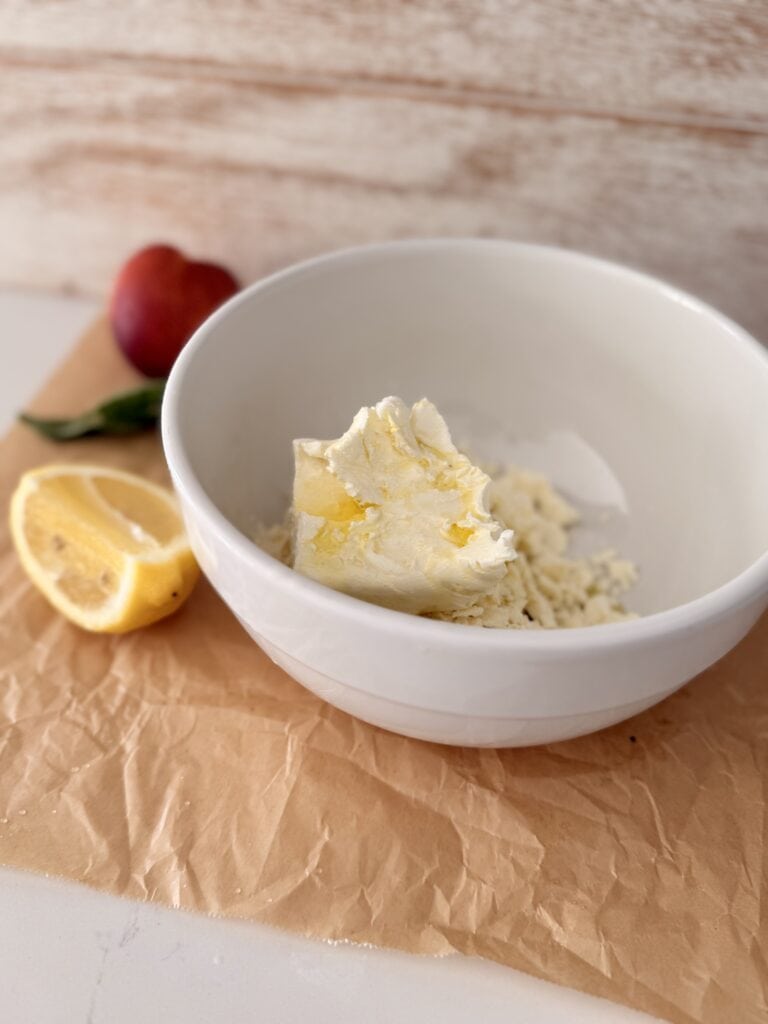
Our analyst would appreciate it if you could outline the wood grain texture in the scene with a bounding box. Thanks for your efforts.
[5,0,768,123]
[1,2,767,336]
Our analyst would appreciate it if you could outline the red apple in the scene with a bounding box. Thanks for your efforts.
[109,244,240,377]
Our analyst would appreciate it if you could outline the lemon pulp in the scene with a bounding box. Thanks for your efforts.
[9,464,200,633]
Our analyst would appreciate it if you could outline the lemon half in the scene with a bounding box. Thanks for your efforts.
[9,464,199,633]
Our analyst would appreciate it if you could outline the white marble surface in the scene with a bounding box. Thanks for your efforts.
[0,288,657,1023]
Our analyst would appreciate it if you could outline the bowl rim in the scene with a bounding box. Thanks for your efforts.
[162,237,768,653]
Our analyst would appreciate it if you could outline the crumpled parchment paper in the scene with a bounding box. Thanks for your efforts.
[1,319,766,1024]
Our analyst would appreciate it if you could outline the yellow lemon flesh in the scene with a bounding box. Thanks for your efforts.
[9,464,199,633]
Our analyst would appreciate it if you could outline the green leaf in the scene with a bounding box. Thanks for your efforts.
[19,381,166,441]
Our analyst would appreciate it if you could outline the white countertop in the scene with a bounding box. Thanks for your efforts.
[0,288,656,1024]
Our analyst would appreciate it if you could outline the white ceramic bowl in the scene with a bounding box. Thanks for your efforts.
[162,240,768,747]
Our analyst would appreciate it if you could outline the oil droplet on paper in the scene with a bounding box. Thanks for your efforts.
[18,809,27,816]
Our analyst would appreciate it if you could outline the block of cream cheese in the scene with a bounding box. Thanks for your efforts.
[291,397,516,614]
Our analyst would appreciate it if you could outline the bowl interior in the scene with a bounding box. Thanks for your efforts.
[172,242,768,617]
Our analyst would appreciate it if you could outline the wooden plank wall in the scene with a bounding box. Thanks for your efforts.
[2,1,767,337]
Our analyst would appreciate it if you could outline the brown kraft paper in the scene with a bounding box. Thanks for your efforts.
[0,318,766,1023]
